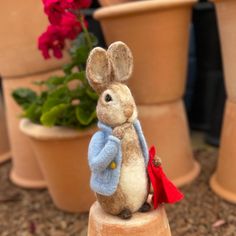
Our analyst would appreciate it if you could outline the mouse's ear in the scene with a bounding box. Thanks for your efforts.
[86,47,112,93]
[107,41,133,83]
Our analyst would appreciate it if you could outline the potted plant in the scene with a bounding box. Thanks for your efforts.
[12,0,99,212]
[94,0,200,186]
[210,0,236,203]
[0,92,10,164]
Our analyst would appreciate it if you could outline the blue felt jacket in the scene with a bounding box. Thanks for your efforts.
[88,119,149,196]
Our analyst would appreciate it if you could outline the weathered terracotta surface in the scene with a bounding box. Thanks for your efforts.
[139,100,200,187]
[98,0,132,7]
[212,0,236,102]
[2,71,63,188]
[94,0,196,104]
[0,0,68,78]
[20,119,97,213]
[88,201,172,236]
[210,101,236,203]
[0,93,10,164]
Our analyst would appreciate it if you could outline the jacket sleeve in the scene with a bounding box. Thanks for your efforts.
[134,119,149,166]
[88,131,121,173]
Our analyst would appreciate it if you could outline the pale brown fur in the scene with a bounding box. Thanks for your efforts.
[86,42,148,217]
[96,83,137,128]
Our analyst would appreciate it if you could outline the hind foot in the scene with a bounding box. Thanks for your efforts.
[118,208,132,220]
[139,202,151,213]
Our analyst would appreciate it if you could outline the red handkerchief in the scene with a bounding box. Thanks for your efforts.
[147,146,184,209]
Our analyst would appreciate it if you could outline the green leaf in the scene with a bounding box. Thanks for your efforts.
[86,88,98,100]
[71,32,98,50]
[42,86,71,113]
[76,106,96,126]
[40,104,69,127]
[44,76,65,90]
[71,46,90,65]
[88,33,99,47]
[12,88,37,109]
[24,103,42,123]
[69,87,86,99]
[64,71,86,84]
[63,62,76,75]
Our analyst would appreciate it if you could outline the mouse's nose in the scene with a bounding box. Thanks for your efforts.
[124,104,133,118]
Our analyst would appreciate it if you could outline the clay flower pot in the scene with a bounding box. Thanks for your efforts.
[209,0,236,203]
[211,0,236,102]
[0,94,10,164]
[88,202,171,236]
[0,0,68,78]
[139,100,200,187]
[94,0,196,104]
[210,101,236,203]
[20,119,97,212]
[2,70,62,188]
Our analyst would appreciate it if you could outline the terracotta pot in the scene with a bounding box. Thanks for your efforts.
[98,0,132,7]
[94,0,196,105]
[212,0,236,102]
[139,100,200,187]
[1,70,63,188]
[0,0,68,78]
[210,100,236,203]
[209,0,236,202]
[0,94,10,164]
[88,201,171,236]
[20,119,97,212]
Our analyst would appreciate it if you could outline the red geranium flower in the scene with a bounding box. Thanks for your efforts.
[43,0,65,25]
[38,25,65,59]
[40,0,91,59]
[60,12,82,40]
[62,0,92,9]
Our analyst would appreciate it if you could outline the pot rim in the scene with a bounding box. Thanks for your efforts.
[94,0,197,20]
[20,118,97,140]
[210,0,232,2]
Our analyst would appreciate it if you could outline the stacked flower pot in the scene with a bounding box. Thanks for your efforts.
[0,0,96,212]
[94,0,200,186]
[210,0,236,203]
[0,0,68,188]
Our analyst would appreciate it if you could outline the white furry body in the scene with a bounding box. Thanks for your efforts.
[119,155,148,212]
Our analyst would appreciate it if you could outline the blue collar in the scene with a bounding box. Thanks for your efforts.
[97,121,113,134]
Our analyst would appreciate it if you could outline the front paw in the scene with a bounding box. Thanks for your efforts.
[112,126,125,140]
[112,123,131,139]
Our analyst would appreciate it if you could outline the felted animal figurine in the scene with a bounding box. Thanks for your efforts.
[86,41,151,219]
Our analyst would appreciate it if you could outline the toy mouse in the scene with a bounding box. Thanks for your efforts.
[86,41,183,220]
[86,41,150,219]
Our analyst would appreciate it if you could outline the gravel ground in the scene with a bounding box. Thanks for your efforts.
[0,132,236,236]
[166,148,236,236]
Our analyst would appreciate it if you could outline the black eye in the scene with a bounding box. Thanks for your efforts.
[105,94,112,102]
